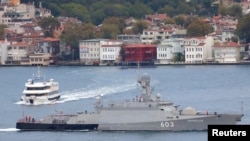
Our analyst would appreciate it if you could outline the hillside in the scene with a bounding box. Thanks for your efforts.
[21,0,217,25]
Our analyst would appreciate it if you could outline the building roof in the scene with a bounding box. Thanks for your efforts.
[124,44,156,48]
[42,37,59,42]
[213,41,242,47]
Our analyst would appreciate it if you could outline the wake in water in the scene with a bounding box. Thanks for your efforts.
[14,82,137,105]
[0,128,20,132]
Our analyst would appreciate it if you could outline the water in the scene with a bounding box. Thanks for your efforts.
[0,65,250,141]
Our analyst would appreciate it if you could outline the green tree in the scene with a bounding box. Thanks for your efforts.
[235,13,250,43]
[102,17,125,33]
[176,2,194,15]
[158,5,177,17]
[103,4,129,18]
[98,24,120,39]
[164,18,175,24]
[38,16,60,37]
[128,1,153,18]
[45,3,62,17]
[174,15,186,27]
[92,10,105,25]
[184,15,199,28]
[96,17,124,39]
[228,4,242,18]
[187,19,213,37]
[218,4,228,16]
[60,3,91,23]
[133,20,148,34]
[60,22,96,59]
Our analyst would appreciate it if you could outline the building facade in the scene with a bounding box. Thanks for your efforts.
[213,41,244,63]
[6,42,37,64]
[100,40,122,65]
[184,36,214,63]
[156,38,184,64]
[79,39,106,65]
[124,43,156,65]
[0,39,10,65]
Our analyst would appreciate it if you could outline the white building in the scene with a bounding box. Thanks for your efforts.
[156,38,184,64]
[6,42,37,64]
[79,39,106,65]
[140,28,172,44]
[79,39,123,65]
[0,39,10,65]
[213,41,244,63]
[100,40,122,65]
[184,36,214,63]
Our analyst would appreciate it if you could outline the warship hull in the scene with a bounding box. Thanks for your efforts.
[16,122,98,131]
[98,114,243,131]
[16,113,243,131]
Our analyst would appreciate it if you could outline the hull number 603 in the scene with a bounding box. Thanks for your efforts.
[161,121,174,128]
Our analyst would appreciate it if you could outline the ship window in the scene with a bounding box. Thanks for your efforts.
[26,93,47,96]
[27,86,50,90]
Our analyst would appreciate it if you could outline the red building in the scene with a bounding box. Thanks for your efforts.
[124,44,156,65]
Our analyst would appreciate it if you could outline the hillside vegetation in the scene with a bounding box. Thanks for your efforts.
[21,0,217,25]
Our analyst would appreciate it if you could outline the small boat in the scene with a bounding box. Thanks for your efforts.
[20,66,60,105]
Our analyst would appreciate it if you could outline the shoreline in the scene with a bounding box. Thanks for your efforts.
[1,61,250,67]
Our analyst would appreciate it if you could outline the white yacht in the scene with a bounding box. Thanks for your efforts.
[21,66,60,105]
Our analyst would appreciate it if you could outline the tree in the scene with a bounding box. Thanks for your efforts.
[164,18,175,24]
[98,24,120,39]
[60,22,96,60]
[132,20,148,34]
[103,4,129,18]
[128,1,153,18]
[176,2,194,15]
[218,4,228,16]
[60,3,91,23]
[96,17,123,39]
[235,13,250,43]
[102,17,125,33]
[38,16,60,37]
[45,3,62,17]
[228,4,242,18]
[187,19,213,37]
[158,5,177,17]
[174,15,186,27]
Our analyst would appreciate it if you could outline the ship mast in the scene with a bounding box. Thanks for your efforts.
[137,61,141,84]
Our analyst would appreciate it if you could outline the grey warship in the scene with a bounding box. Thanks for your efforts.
[16,72,244,131]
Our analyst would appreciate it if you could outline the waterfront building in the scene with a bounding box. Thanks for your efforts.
[37,37,60,55]
[0,39,10,65]
[99,40,122,65]
[123,43,156,65]
[156,38,184,64]
[184,36,214,64]
[79,39,106,65]
[6,42,37,65]
[213,41,244,63]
